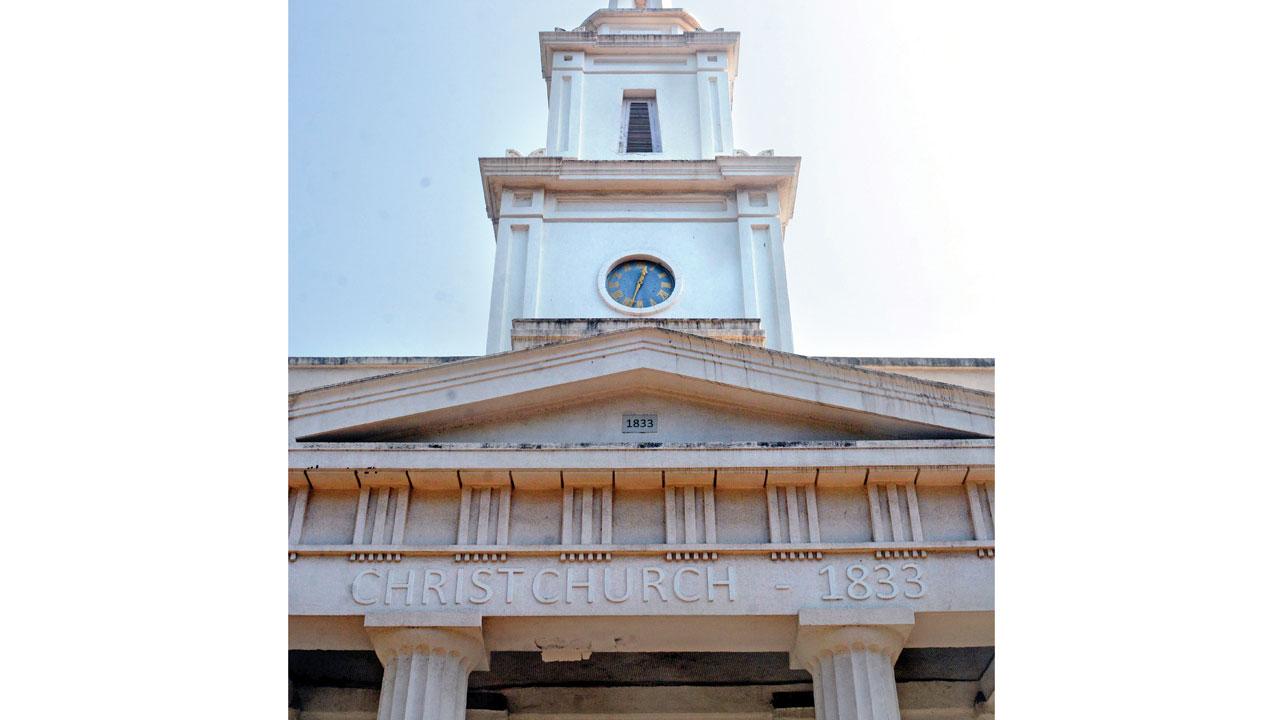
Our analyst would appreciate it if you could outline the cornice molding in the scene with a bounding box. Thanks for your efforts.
[287,328,992,442]
[477,156,802,226]
[291,327,990,410]
[577,9,706,34]
[539,29,740,80]
[291,539,995,561]
[287,439,995,473]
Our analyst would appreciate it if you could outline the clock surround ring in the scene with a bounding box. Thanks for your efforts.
[597,251,683,316]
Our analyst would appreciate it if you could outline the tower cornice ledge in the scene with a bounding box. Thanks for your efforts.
[578,8,706,31]
[477,155,801,225]
[539,28,739,80]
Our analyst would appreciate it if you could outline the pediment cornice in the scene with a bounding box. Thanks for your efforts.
[289,328,993,443]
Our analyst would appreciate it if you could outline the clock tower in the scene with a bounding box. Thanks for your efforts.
[291,4,996,718]
[480,0,802,353]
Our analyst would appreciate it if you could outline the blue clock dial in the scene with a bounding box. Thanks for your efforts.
[605,259,675,309]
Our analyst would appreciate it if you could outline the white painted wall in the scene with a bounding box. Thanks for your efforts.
[582,69,698,159]
[536,220,743,319]
[485,189,794,353]
[417,394,853,444]
[546,51,733,161]
[488,16,771,353]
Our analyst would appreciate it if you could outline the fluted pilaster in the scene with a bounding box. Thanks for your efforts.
[792,621,910,720]
[368,626,487,720]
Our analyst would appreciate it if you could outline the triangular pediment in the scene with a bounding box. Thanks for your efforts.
[288,329,993,444]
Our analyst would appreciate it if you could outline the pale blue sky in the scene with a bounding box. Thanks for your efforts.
[290,1,998,357]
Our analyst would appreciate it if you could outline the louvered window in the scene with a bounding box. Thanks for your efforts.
[622,99,660,154]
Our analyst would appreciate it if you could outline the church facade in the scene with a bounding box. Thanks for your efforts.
[289,3,994,719]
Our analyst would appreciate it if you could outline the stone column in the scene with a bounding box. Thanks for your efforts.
[790,609,913,720]
[367,616,488,720]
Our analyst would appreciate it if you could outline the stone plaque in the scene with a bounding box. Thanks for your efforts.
[622,414,657,433]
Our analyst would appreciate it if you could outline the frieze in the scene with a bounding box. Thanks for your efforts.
[288,553,992,616]
[351,564,741,607]
[349,562,932,607]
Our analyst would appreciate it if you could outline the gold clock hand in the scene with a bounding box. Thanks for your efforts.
[630,266,650,304]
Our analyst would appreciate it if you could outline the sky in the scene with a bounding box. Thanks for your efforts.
[9,3,1280,712]
[290,0,1000,358]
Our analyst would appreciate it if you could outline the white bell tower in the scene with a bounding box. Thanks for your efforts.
[479,4,802,354]
[545,1,731,161]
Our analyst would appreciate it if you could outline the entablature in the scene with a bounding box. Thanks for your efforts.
[289,431,994,648]
[288,454,995,618]
[288,448,994,558]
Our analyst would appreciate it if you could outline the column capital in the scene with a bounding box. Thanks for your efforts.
[364,612,489,672]
[790,607,915,671]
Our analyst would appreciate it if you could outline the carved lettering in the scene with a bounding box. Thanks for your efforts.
[706,565,736,602]
[819,565,842,600]
[565,567,596,604]
[423,570,447,605]
[872,564,897,600]
[902,563,925,599]
[533,569,561,604]
[673,567,701,602]
[846,564,872,600]
[470,568,494,604]
[603,566,632,603]
[642,566,668,602]
[384,569,414,606]
[497,568,524,604]
[342,561,926,609]
[818,563,927,601]
[351,569,381,606]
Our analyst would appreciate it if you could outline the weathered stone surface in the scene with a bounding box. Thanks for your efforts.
[365,624,488,720]
[511,317,766,350]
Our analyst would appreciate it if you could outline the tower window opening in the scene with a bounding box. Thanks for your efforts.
[622,99,660,154]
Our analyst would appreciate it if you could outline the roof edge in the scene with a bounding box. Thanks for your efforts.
[288,355,994,369]
[289,326,994,414]
[814,357,995,368]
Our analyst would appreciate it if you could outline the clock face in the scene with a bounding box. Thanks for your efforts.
[605,258,675,309]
